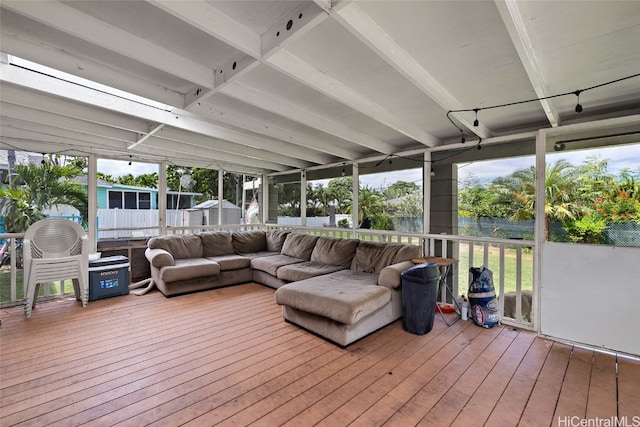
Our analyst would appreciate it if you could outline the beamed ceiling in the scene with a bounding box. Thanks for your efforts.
[1,0,639,175]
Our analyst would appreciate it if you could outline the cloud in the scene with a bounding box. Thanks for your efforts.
[97,159,158,177]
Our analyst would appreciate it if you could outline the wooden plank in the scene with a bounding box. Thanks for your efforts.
[518,342,572,427]
[385,323,505,426]
[617,356,640,419]
[585,351,617,419]
[484,336,554,426]
[2,283,638,427]
[449,329,537,426]
[3,312,294,425]
[282,317,465,426]
[552,346,593,423]
[417,327,520,426]
[211,324,418,427]
[178,322,405,427]
[1,287,275,394]
[345,321,484,427]
[251,327,422,426]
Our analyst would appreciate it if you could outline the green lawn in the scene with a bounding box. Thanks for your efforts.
[0,269,76,303]
[456,242,533,296]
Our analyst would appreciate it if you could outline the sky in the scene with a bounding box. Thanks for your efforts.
[98,142,639,191]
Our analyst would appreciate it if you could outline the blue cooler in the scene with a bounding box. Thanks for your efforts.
[88,255,130,301]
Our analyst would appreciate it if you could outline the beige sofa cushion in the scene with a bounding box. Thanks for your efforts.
[250,254,305,276]
[378,260,416,289]
[240,251,280,260]
[148,234,203,259]
[281,234,319,260]
[160,258,220,283]
[350,241,404,274]
[201,231,234,257]
[146,248,174,268]
[205,254,250,271]
[310,237,359,267]
[232,231,267,254]
[275,270,390,325]
[276,261,345,282]
[266,230,291,252]
[393,245,422,263]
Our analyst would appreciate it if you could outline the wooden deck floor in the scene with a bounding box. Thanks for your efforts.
[1,283,638,427]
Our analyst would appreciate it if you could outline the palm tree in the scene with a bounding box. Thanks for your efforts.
[0,161,88,233]
[502,160,582,240]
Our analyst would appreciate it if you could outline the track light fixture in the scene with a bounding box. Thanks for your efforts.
[41,153,46,165]
[473,108,479,127]
[341,163,346,177]
[128,155,132,166]
[430,168,435,177]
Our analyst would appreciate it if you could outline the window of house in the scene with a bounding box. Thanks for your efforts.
[124,192,137,209]
[108,190,152,209]
[108,191,123,209]
[139,192,151,209]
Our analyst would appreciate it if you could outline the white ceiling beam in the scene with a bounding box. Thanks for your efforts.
[148,0,261,58]
[146,136,291,172]
[266,49,440,147]
[0,63,329,165]
[495,0,560,127]
[312,0,333,14]
[1,0,215,88]
[184,86,213,110]
[261,2,329,59]
[1,118,131,151]
[191,101,356,160]
[1,102,137,143]
[146,1,262,101]
[331,2,492,139]
[0,83,149,134]
[1,121,274,174]
[0,30,185,107]
[157,127,311,170]
[130,123,164,149]
[0,129,133,160]
[220,80,396,154]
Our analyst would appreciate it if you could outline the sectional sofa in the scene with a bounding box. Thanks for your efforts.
[145,230,421,346]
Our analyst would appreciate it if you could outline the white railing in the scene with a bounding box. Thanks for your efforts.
[1,226,535,331]
[284,226,535,329]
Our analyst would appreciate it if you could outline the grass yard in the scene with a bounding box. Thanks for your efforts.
[0,268,76,304]
[456,242,534,296]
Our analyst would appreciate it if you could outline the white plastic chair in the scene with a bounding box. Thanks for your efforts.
[23,219,89,318]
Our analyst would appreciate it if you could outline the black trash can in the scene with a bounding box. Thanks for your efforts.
[401,262,441,335]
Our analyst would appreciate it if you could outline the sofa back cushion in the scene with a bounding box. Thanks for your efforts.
[310,236,359,267]
[393,245,421,263]
[148,234,203,259]
[200,231,234,257]
[281,233,319,261]
[266,230,291,252]
[232,230,267,254]
[351,241,405,274]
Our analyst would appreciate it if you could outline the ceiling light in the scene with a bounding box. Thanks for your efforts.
[574,90,583,113]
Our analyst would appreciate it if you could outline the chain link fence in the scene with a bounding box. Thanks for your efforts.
[604,223,640,246]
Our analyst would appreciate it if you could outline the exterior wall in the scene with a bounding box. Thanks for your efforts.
[97,186,108,208]
[540,242,640,356]
[429,163,457,235]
